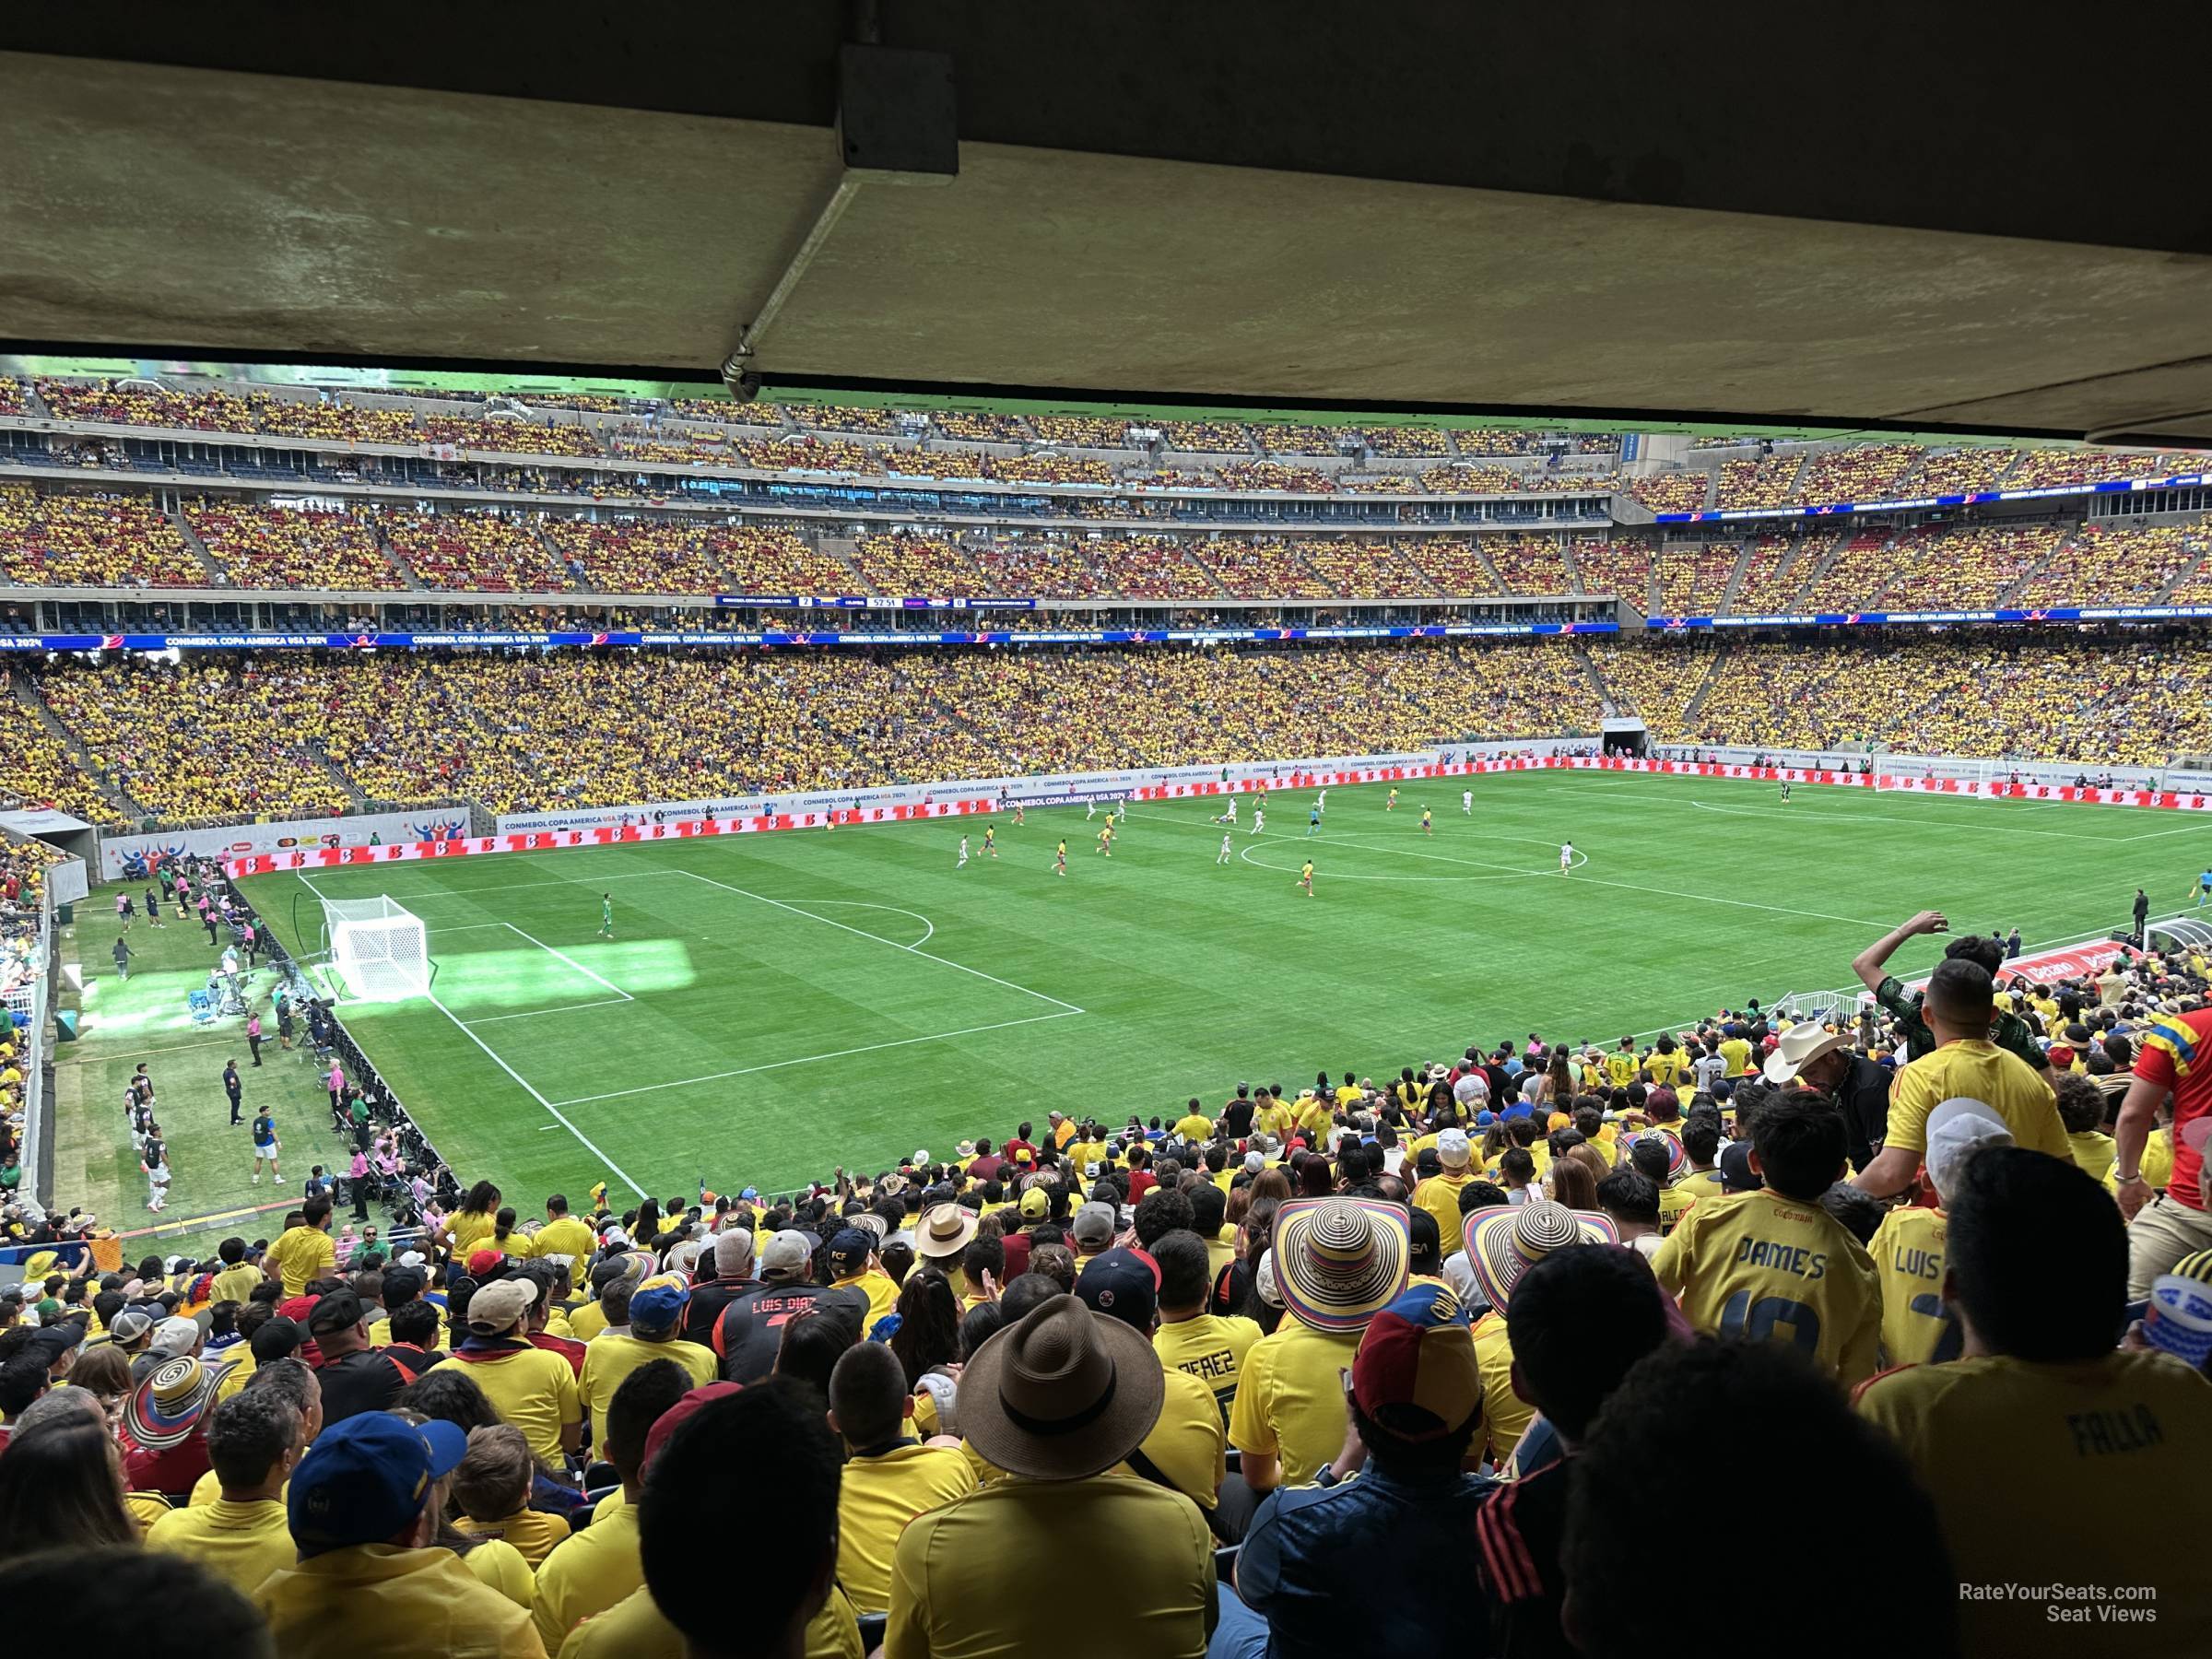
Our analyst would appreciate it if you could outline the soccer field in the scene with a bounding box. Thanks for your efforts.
[215,771,2212,1207]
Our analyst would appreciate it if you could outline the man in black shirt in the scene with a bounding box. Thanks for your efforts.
[683,1229,761,1346]
[379,1299,446,1381]
[223,1060,243,1126]
[1475,1247,1670,1659]
[712,1230,865,1383]
[306,1288,407,1421]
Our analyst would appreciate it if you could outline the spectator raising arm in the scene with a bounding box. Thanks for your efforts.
[1851,909,1947,994]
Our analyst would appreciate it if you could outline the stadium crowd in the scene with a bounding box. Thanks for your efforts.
[16,629,2212,831]
[4,914,2207,1656]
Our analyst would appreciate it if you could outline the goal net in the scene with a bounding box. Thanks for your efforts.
[322,896,430,1003]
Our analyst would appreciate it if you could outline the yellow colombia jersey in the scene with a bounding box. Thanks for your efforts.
[1155,1312,1264,1426]
[1603,1053,1639,1088]
[1856,1352,2212,1659]
[1650,1187,1881,1386]
[1866,1203,1959,1369]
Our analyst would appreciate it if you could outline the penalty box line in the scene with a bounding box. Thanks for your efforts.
[295,871,647,1199]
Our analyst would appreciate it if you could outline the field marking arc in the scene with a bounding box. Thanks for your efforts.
[676,869,1082,1014]
[294,871,648,1199]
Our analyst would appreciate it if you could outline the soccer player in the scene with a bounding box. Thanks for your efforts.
[1087,801,1098,820]
[957,835,970,868]
[1559,840,1575,873]
[1306,804,1322,836]
[1315,788,1326,816]
[1251,806,1265,835]
[251,1109,282,1186]
[1218,832,1234,866]
[1116,798,1128,824]
[1217,796,1239,826]
[1013,803,1025,826]
[1054,839,1067,877]
[597,892,615,939]
[1098,824,1113,858]
[984,826,997,860]
[1420,806,1433,837]
[1462,789,1473,816]
[1387,787,1398,811]
[1298,859,1315,898]
[1780,779,1792,802]
[2196,867,2212,907]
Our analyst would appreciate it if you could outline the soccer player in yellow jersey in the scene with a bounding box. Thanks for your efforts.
[1298,859,1313,897]
[982,826,996,860]
[1053,839,1066,877]
[1419,806,1432,836]
[1097,824,1112,857]
[1386,787,1397,811]
[1652,1090,1880,1386]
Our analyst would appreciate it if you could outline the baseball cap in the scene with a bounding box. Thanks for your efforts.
[305,1288,365,1336]
[827,1229,876,1277]
[1074,1248,1160,1331]
[1437,1128,1472,1171]
[465,1248,504,1277]
[1718,1142,1762,1194]
[109,1308,155,1347]
[1352,1282,1483,1442]
[628,1276,690,1336]
[29,1321,85,1358]
[1071,1203,1118,1249]
[759,1230,817,1277]
[1924,1098,2015,1201]
[465,1278,536,1336]
[712,1229,756,1277]
[288,1411,466,1557]
[1018,1186,1051,1220]
[151,1315,203,1357]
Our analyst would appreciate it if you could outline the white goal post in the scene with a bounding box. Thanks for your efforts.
[321,896,430,1003]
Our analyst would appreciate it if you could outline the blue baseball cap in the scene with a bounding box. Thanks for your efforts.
[628,1276,691,1336]
[288,1412,465,1556]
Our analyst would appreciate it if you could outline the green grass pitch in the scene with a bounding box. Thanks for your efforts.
[58,771,2212,1241]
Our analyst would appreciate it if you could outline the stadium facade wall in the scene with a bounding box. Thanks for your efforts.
[98,809,446,879]
[225,754,2212,882]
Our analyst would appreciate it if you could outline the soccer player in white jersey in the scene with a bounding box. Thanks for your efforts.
[1315,788,1327,818]
[1463,789,1473,816]
[1252,806,1265,835]
[1217,796,1239,826]
[1559,840,1575,873]
[957,835,970,868]
[1218,832,1233,865]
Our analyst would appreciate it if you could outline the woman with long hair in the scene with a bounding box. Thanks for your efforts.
[65,1343,135,1433]
[488,1206,524,1258]
[441,1181,501,1256]
[888,1270,960,1390]
[0,1415,137,1553]
[1546,1049,1574,1108]
[1547,1155,1599,1211]
[1296,1153,1335,1199]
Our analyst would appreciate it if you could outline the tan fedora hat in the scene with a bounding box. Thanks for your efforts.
[1761,1023,1852,1085]
[915,1202,980,1260]
[959,1294,1165,1480]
